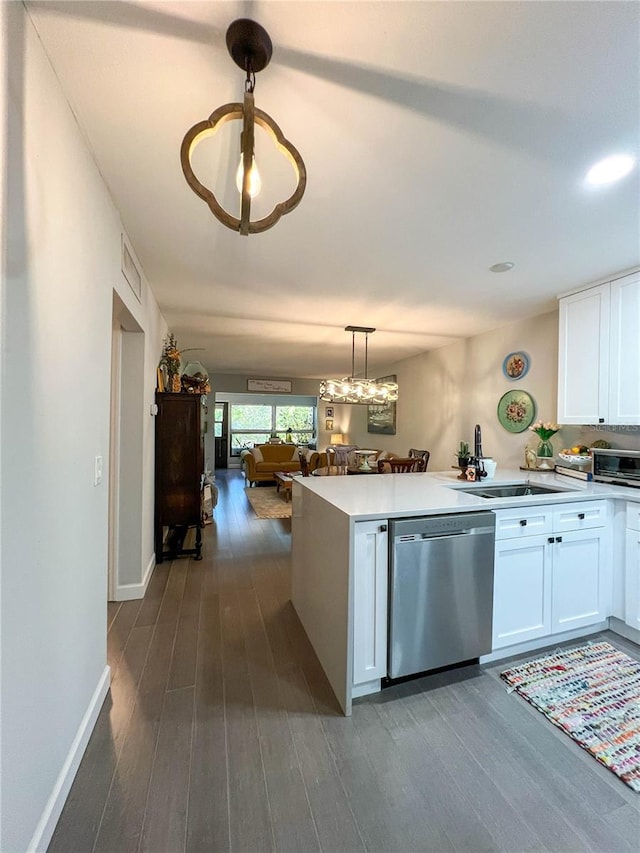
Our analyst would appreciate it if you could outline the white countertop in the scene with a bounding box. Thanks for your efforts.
[294,468,640,521]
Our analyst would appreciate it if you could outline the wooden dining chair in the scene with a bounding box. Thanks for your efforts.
[408,448,431,470]
[377,456,427,473]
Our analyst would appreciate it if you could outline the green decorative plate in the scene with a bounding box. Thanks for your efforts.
[497,390,536,433]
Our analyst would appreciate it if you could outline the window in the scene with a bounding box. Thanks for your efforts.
[214,403,225,438]
[230,404,315,455]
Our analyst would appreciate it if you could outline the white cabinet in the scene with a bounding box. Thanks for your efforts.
[493,534,551,648]
[494,506,553,540]
[558,283,610,424]
[492,501,611,650]
[609,274,640,424]
[625,503,640,631]
[558,271,640,425]
[551,529,610,632]
[352,520,388,690]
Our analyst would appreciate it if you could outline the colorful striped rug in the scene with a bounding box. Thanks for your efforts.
[501,641,640,792]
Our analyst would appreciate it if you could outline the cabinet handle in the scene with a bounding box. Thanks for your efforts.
[578,513,585,520]
[379,524,387,533]
[556,536,563,543]
[548,537,555,544]
[599,418,605,423]
[519,519,527,527]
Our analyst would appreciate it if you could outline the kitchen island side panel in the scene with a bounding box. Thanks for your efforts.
[291,482,353,714]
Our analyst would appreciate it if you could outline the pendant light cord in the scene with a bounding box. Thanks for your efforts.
[349,329,371,379]
[351,331,356,380]
[244,59,256,93]
[364,332,369,381]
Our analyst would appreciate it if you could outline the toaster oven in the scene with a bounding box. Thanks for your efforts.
[592,447,640,488]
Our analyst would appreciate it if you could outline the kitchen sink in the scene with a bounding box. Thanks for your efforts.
[454,483,571,499]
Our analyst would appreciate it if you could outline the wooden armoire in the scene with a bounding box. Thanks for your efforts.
[154,392,204,562]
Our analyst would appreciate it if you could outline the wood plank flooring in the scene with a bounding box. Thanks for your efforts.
[51,470,640,852]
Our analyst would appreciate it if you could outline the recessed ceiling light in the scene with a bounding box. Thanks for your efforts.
[585,154,636,186]
[490,262,515,273]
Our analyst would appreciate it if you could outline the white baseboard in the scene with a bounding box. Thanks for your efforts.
[352,679,381,699]
[480,621,609,664]
[114,553,155,601]
[609,616,640,645]
[28,665,111,853]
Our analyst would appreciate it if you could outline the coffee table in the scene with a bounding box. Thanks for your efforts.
[274,471,294,501]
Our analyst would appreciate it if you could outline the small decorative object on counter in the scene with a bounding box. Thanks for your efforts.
[483,458,497,478]
[455,441,471,469]
[524,446,537,470]
[465,463,477,481]
[528,420,560,467]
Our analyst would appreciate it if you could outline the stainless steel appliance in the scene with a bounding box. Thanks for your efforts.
[388,512,495,679]
[592,447,640,489]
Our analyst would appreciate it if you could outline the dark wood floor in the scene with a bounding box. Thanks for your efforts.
[50,469,639,853]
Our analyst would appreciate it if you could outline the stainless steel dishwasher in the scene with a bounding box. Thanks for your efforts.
[388,512,495,679]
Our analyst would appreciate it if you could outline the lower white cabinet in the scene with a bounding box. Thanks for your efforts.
[551,529,610,632]
[492,502,611,650]
[626,503,640,631]
[493,534,551,647]
[352,520,388,687]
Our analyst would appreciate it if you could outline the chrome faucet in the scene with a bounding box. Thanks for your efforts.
[473,424,488,479]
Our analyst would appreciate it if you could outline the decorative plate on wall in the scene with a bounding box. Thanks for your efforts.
[497,390,536,433]
[502,351,530,380]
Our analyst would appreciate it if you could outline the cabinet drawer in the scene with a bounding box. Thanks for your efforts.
[493,507,553,540]
[552,500,608,532]
[627,502,640,532]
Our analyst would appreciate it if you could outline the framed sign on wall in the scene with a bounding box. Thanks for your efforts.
[247,378,292,393]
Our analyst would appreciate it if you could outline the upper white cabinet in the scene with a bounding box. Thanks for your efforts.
[609,273,640,424]
[558,271,640,425]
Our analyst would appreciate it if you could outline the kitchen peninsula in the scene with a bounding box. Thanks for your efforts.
[291,470,640,714]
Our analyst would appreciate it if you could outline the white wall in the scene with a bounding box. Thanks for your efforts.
[1,7,166,850]
[347,311,576,469]
[348,308,639,469]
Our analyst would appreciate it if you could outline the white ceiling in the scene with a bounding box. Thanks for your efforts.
[27,1,640,379]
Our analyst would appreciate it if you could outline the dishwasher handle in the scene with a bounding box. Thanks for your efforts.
[396,526,494,543]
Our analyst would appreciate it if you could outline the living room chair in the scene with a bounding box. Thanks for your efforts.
[408,448,431,470]
[377,456,427,473]
[328,445,358,467]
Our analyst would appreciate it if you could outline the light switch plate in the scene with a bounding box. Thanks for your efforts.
[94,455,103,486]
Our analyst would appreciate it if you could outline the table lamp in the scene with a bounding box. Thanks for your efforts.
[330,433,345,445]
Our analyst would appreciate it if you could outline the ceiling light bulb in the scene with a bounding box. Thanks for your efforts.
[585,154,636,186]
[235,154,262,198]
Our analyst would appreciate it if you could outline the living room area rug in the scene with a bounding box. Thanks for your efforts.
[501,641,640,792]
[244,487,292,519]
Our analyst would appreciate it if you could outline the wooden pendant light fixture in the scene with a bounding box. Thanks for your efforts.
[180,19,307,236]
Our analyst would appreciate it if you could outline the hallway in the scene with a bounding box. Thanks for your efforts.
[50,471,639,853]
